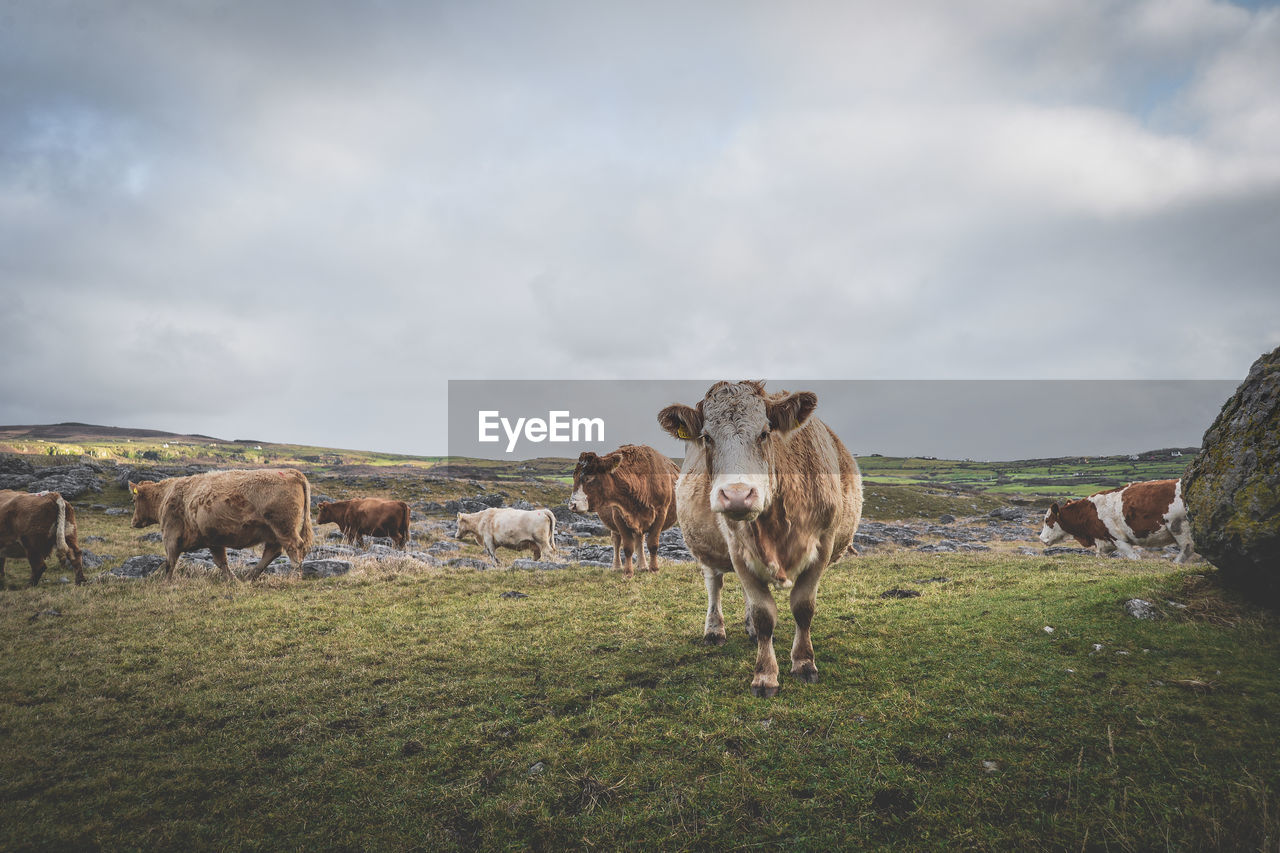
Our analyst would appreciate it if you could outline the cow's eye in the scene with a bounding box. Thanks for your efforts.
[701,433,714,447]
[758,429,770,443]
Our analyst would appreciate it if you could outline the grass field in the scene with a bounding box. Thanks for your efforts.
[3,553,1277,851]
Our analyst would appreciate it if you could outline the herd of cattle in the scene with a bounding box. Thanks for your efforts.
[1,381,1198,695]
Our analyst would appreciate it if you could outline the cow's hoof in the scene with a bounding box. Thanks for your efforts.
[703,632,727,646]
[751,683,780,698]
[791,663,819,683]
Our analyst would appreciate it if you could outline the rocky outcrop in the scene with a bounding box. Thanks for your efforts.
[1183,346,1280,600]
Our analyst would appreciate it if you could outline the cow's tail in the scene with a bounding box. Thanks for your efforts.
[299,474,315,555]
[50,494,72,561]
[545,509,558,557]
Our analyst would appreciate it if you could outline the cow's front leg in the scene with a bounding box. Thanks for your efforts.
[0,554,6,587]
[738,570,779,697]
[1114,541,1140,560]
[247,544,283,580]
[482,535,500,566]
[620,533,637,578]
[789,564,826,683]
[702,565,727,645]
[610,531,622,569]
[209,546,239,583]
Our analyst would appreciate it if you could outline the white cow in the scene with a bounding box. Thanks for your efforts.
[455,507,557,565]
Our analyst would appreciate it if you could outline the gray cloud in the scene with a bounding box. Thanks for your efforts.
[1,1,1278,455]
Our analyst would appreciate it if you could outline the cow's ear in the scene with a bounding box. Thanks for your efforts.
[601,455,622,473]
[1050,503,1060,514]
[767,391,818,432]
[128,481,138,495]
[578,451,598,472]
[658,404,702,441]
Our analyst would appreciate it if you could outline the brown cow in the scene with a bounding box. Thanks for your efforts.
[1041,478,1195,562]
[0,490,84,586]
[316,498,411,549]
[659,381,862,697]
[129,468,313,581]
[569,445,679,577]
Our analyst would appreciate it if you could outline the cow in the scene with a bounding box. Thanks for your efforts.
[659,381,863,697]
[1040,478,1195,563]
[569,445,679,577]
[0,490,84,587]
[316,498,411,549]
[128,468,314,581]
[455,507,557,565]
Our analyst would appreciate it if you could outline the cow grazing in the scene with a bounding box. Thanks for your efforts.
[569,445,679,577]
[456,507,557,565]
[316,498,411,549]
[1040,478,1195,563]
[129,468,314,581]
[0,490,84,587]
[659,381,863,697]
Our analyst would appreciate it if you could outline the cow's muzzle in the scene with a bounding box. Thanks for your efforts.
[715,483,760,520]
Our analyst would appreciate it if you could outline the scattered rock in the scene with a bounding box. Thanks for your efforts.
[138,531,163,543]
[938,514,956,524]
[302,559,352,578]
[988,507,1023,521]
[981,760,1002,774]
[29,608,61,621]
[528,761,546,777]
[1124,598,1160,620]
[446,557,492,571]
[880,588,921,599]
[500,590,529,599]
[110,554,167,578]
[510,559,573,571]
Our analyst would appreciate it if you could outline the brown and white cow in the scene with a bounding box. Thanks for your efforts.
[129,468,314,581]
[455,507,557,565]
[316,498,411,549]
[569,445,679,577]
[659,381,863,697]
[1040,478,1195,563]
[0,490,84,586]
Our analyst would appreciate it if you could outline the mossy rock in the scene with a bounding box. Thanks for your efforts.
[1182,346,1280,601]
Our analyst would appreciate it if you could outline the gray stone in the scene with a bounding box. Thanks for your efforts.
[988,507,1023,521]
[938,514,957,524]
[138,531,163,543]
[1183,345,1280,601]
[110,554,167,578]
[510,559,573,571]
[1124,598,1160,620]
[446,557,493,570]
[302,559,352,578]
[571,520,610,536]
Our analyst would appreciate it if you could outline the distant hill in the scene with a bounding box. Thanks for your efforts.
[0,422,229,444]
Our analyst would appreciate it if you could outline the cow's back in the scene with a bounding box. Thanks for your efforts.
[177,469,312,549]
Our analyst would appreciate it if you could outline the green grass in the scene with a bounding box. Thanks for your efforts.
[3,554,1277,851]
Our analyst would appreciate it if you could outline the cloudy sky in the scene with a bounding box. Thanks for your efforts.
[2,1,1277,456]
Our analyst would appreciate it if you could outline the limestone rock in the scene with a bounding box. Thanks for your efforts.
[1183,346,1280,600]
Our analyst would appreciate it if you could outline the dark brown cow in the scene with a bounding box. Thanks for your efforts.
[129,468,313,581]
[0,490,84,586]
[316,498,411,548]
[569,445,679,577]
[659,381,863,697]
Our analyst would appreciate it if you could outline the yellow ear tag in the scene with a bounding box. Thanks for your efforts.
[677,426,692,440]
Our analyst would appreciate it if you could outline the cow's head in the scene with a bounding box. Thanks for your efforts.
[316,502,337,525]
[659,380,817,522]
[1040,503,1068,545]
[128,480,162,529]
[455,511,479,543]
[569,451,621,513]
